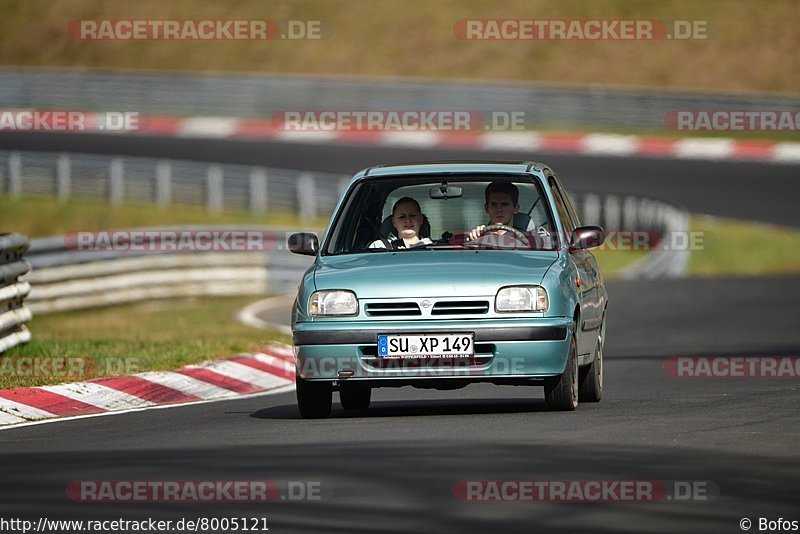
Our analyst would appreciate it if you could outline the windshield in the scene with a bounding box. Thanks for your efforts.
[324,176,559,255]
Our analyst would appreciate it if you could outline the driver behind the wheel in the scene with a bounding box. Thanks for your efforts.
[467,181,534,241]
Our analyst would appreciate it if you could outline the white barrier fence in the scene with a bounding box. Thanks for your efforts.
[22,228,314,314]
[0,150,349,218]
[0,233,32,353]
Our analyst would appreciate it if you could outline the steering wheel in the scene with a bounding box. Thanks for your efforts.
[474,224,531,248]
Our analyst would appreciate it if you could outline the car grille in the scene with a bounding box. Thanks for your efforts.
[431,300,490,315]
[365,302,421,317]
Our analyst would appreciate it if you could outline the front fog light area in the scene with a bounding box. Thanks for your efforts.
[495,286,548,312]
[310,290,358,316]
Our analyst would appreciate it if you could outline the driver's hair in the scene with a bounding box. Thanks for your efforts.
[484,181,519,205]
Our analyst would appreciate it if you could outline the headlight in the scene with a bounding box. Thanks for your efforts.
[309,290,358,316]
[495,286,548,312]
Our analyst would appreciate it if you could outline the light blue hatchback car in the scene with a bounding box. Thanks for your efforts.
[289,161,607,418]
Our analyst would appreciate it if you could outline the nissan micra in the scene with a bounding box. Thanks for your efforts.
[288,161,607,418]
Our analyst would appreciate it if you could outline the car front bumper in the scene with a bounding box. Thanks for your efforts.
[292,317,573,381]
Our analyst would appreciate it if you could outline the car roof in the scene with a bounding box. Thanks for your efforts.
[355,161,550,180]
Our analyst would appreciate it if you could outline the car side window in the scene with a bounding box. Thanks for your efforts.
[548,177,575,234]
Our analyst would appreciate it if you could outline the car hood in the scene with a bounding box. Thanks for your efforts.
[314,251,558,298]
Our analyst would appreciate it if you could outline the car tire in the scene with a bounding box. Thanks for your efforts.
[296,377,332,419]
[544,325,579,411]
[579,316,604,403]
[340,386,371,410]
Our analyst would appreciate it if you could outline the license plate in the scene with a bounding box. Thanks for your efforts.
[377,333,474,358]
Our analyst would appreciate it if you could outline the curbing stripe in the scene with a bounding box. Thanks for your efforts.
[197,360,291,389]
[260,343,296,361]
[0,396,58,420]
[41,112,799,164]
[36,382,154,411]
[0,347,298,428]
[380,131,441,148]
[90,375,200,404]
[134,371,241,400]
[479,131,542,151]
[233,354,296,382]
[583,134,641,156]
[674,139,735,160]
[254,353,298,380]
[178,117,239,138]
[0,410,26,424]
[175,367,263,395]
[773,143,800,163]
[0,388,103,417]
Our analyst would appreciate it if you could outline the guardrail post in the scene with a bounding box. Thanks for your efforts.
[297,172,317,222]
[8,151,22,197]
[249,167,268,213]
[56,153,71,203]
[623,196,639,232]
[155,160,172,208]
[581,194,601,226]
[603,195,620,232]
[206,165,224,213]
[109,158,124,205]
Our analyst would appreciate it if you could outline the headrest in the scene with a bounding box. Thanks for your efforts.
[513,212,531,230]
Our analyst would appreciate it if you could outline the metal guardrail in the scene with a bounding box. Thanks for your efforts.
[23,228,314,314]
[1,68,798,131]
[578,193,690,279]
[0,233,32,353]
[0,150,349,218]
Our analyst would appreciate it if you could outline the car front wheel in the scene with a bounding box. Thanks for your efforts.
[544,324,579,411]
[579,316,604,402]
[296,377,332,419]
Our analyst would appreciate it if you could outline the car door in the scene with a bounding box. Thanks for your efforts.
[548,175,600,358]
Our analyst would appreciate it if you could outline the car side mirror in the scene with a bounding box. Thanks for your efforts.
[288,232,319,256]
[569,226,605,252]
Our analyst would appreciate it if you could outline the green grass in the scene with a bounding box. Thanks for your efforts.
[0,195,328,237]
[592,216,800,278]
[0,0,797,94]
[592,248,648,278]
[689,215,800,277]
[1,296,290,389]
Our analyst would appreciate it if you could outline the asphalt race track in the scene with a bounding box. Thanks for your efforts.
[1,134,798,533]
